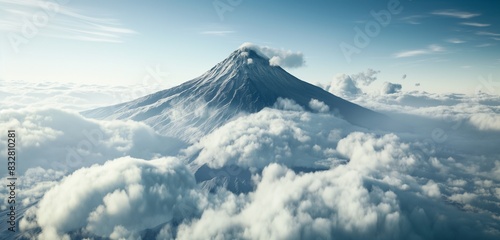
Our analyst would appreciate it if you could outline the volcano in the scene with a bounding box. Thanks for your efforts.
[83,45,391,141]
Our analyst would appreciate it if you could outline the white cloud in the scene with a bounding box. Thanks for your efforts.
[22,157,204,240]
[476,31,500,37]
[2,80,500,239]
[308,99,330,113]
[449,192,477,204]
[431,9,480,19]
[446,38,466,44]
[460,22,490,27]
[422,180,441,198]
[476,43,494,48]
[0,107,186,176]
[188,107,356,170]
[239,42,306,68]
[381,82,402,94]
[469,113,500,131]
[351,69,380,86]
[273,97,304,112]
[393,44,445,58]
[400,15,426,25]
[328,74,362,98]
[0,0,136,43]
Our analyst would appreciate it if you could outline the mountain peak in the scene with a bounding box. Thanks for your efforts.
[84,45,392,141]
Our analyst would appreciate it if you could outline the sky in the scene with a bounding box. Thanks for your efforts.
[1,0,500,94]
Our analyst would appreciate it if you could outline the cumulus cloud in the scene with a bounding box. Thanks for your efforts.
[21,157,203,240]
[351,69,381,86]
[469,113,500,131]
[187,107,357,170]
[273,97,305,112]
[328,74,362,98]
[308,99,330,113]
[177,163,404,239]
[324,69,381,98]
[239,42,305,68]
[0,108,186,176]
[3,78,500,239]
[176,130,499,240]
[422,180,441,198]
[381,82,402,94]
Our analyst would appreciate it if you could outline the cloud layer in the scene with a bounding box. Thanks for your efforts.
[1,82,499,239]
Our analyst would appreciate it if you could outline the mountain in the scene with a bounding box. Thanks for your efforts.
[83,46,391,141]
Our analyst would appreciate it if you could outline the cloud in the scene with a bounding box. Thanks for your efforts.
[476,43,494,48]
[328,74,362,98]
[20,157,204,239]
[187,107,357,170]
[0,0,136,43]
[422,180,441,198]
[460,22,490,27]
[3,79,500,239]
[351,69,380,86]
[273,97,305,112]
[446,38,466,44]
[469,113,500,131]
[239,42,306,68]
[381,82,402,94]
[308,99,330,113]
[476,31,500,37]
[323,69,381,98]
[200,30,235,36]
[431,9,480,19]
[0,80,165,111]
[393,44,445,58]
[400,15,426,25]
[0,107,186,176]
[176,130,499,240]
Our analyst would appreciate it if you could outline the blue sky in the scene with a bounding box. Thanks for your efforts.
[1,0,499,94]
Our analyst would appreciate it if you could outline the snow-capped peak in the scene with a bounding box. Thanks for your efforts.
[84,45,391,142]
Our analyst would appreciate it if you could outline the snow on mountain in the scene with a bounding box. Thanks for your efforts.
[83,46,392,142]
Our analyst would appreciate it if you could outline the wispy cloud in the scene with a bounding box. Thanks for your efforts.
[460,22,491,27]
[476,31,500,37]
[493,37,500,41]
[0,0,136,43]
[446,38,466,44]
[431,9,480,19]
[476,43,494,48]
[200,30,235,36]
[393,44,445,58]
[400,15,426,25]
